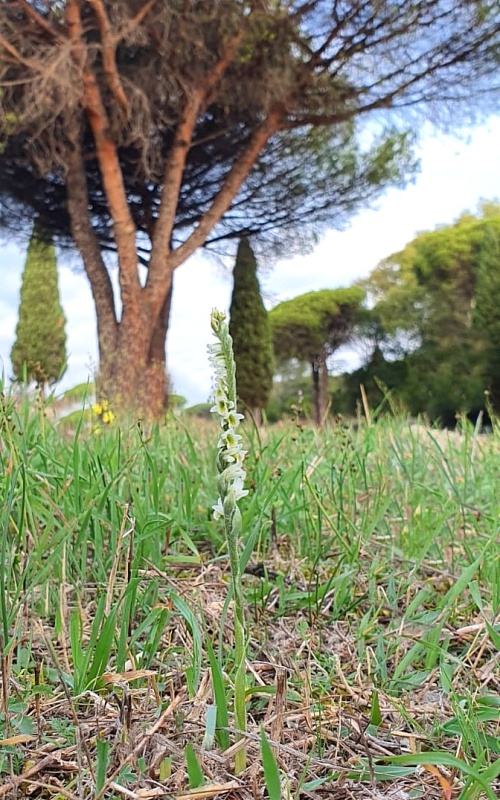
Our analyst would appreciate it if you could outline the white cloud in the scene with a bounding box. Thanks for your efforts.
[1,117,499,403]
[263,118,500,303]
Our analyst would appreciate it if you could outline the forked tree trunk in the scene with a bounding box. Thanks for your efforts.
[96,276,174,419]
[67,146,174,419]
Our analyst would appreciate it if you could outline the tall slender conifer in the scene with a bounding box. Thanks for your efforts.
[229,239,274,424]
[11,223,67,387]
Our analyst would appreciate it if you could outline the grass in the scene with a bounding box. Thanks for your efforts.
[0,391,499,799]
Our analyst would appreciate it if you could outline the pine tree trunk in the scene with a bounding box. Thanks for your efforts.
[67,147,173,420]
[67,147,119,370]
[311,358,321,426]
[97,279,173,418]
[248,407,263,427]
[311,348,328,427]
[145,280,174,416]
[319,350,329,424]
[96,325,166,419]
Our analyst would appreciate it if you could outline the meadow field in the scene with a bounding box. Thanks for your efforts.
[0,394,498,799]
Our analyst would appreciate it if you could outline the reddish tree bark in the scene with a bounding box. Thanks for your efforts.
[62,2,278,416]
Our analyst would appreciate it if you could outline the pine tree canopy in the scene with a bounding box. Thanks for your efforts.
[269,287,365,365]
[1,1,498,256]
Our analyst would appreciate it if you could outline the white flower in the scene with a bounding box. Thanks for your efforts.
[222,447,247,464]
[222,462,246,482]
[226,409,244,428]
[213,498,225,520]
[214,384,229,401]
[218,429,243,450]
[210,364,227,384]
[209,309,248,521]
[232,478,249,501]
[211,397,233,417]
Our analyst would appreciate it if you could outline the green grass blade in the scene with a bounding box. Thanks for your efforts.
[202,704,217,751]
[382,752,498,800]
[260,727,282,800]
[86,607,117,689]
[370,689,382,727]
[206,636,230,751]
[69,608,85,694]
[185,743,204,789]
[95,738,110,794]
[170,592,202,697]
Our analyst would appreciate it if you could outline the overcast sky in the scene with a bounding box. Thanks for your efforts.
[1,116,499,405]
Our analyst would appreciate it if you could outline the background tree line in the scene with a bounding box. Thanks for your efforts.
[228,203,500,427]
[9,202,500,428]
[340,202,500,425]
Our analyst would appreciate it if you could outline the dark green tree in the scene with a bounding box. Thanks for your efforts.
[229,238,274,425]
[340,306,409,417]
[11,223,67,387]
[473,224,500,413]
[270,288,364,425]
[363,203,500,423]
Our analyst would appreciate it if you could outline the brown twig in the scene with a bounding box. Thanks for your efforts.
[0,33,35,68]
[19,780,80,800]
[87,0,129,114]
[116,0,159,43]
[0,755,57,798]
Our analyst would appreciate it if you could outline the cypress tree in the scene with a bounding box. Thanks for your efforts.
[229,239,274,425]
[11,222,67,387]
